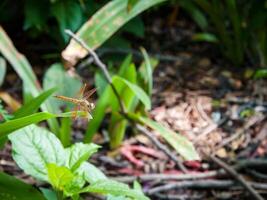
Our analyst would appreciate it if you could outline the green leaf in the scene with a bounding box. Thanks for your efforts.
[127,0,140,12]
[113,76,151,110]
[109,63,137,148]
[0,56,6,87]
[179,0,208,30]
[254,69,267,79]
[140,47,153,96]
[140,117,199,161]
[59,115,72,147]
[77,162,107,184]
[8,125,66,181]
[95,72,109,96]
[13,87,58,118]
[0,26,59,133]
[62,0,167,66]
[192,33,218,43]
[47,163,74,190]
[0,112,56,138]
[0,172,45,200]
[40,188,57,200]
[118,54,133,76]
[66,143,100,171]
[51,0,83,41]
[43,63,82,113]
[82,180,149,200]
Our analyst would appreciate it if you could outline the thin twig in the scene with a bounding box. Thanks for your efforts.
[65,30,126,115]
[214,114,265,152]
[208,154,264,200]
[147,179,267,195]
[136,124,188,173]
[112,158,267,183]
[112,170,222,183]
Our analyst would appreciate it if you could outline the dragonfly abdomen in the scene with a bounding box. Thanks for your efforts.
[54,95,81,104]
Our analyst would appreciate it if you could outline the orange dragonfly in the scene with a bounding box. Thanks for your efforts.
[54,84,96,119]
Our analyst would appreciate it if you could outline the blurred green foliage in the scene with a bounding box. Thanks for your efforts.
[0,0,145,47]
[179,0,267,67]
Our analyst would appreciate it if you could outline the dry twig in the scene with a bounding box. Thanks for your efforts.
[136,124,188,173]
[147,179,267,195]
[208,154,264,200]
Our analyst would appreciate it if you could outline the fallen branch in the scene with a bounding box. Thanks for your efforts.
[147,179,267,195]
[208,154,264,200]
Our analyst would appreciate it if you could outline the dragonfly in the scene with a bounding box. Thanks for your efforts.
[54,84,96,119]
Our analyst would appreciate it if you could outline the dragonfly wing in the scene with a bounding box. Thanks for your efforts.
[83,88,97,100]
[76,83,87,99]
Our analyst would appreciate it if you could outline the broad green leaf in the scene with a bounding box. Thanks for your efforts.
[0,26,59,133]
[107,195,128,200]
[43,63,82,113]
[113,76,151,110]
[76,162,107,184]
[0,112,56,138]
[66,143,100,171]
[47,163,74,190]
[82,180,149,200]
[140,117,199,161]
[140,48,153,96]
[13,87,58,118]
[40,188,57,200]
[64,174,85,197]
[0,56,6,87]
[192,33,218,43]
[62,0,167,66]
[51,0,82,41]
[8,125,66,181]
[0,172,45,200]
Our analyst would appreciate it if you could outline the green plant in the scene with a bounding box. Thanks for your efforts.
[7,125,149,200]
[179,0,267,67]
[85,53,154,148]
[78,45,199,160]
[0,26,60,134]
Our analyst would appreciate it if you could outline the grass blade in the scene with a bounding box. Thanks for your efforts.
[139,116,199,161]
[0,26,60,134]
[13,87,58,118]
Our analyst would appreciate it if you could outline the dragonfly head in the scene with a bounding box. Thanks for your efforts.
[85,100,95,110]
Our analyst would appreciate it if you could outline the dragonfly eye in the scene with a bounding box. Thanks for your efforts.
[90,103,95,109]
